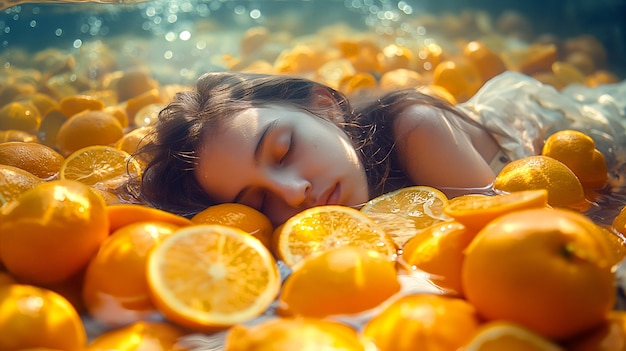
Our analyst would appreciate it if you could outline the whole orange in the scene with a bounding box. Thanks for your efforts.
[56,110,124,156]
[278,246,400,318]
[0,180,109,284]
[493,155,587,209]
[432,58,483,102]
[462,41,507,81]
[542,130,608,189]
[0,284,86,351]
[462,207,616,340]
[362,294,481,351]
[191,203,273,249]
[0,101,42,133]
[0,141,65,179]
[83,221,180,327]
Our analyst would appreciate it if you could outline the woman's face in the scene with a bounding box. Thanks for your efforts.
[195,104,369,225]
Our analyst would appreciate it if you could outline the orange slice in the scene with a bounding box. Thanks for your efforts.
[444,189,549,230]
[59,145,142,187]
[146,224,281,330]
[360,186,451,247]
[275,205,397,268]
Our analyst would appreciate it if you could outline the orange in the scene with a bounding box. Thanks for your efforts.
[542,130,608,189]
[59,145,142,188]
[275,205,397,268]
[432,58,483,102]
[378,44,414,72]
[0,180,109,284]
[443,189,549,230]
[278,246,400,318]
[37,108,67,148]
[146,224,281,330]
[361,186,451,247]
[613,205,626,237]
[379,68,425,92]
[400,221,479,296]
[0,284,86,351]
[0,164,44,206]
[552,61,587,87]
[24,92,59,116]
[125,88,164,120]
[566,311,626,351]
[493,155,587,209]
[463,41,507,82]
[338,72,378,95]
[116,69,159,102]
[106,203,192,234]
[0,101,42,133]
[56,110,124,156]
[86,321,187,351]
[103,105,130,129]
[191,203,273,249]
[463,321,565,351]
[0,141,65,179]
[505,44,558,75]
[362,294,481,351]
[59,94,105,118]
[462,208,616,340]
[0,129,37,142]
[224,317,365,351]
[83,221,181,327]
[115,126,151,156]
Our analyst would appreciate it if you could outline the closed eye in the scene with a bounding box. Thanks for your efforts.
[279,134,294,165]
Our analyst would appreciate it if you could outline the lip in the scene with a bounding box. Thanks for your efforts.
[318,183,341,206]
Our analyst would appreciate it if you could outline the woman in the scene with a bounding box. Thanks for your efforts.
[132,70,626,225]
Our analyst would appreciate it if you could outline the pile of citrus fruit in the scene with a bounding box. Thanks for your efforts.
[1,8,625,350]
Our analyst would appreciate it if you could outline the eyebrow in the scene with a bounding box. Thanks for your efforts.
[233,119,279,203]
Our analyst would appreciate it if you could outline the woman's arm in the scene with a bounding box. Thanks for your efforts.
[393,104,497,194]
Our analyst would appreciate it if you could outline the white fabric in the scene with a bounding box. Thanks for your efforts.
[458,71,626,186]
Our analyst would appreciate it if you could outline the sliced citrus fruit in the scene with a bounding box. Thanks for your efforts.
[463,321,565,351]
[59,145,142,187]
[443,189,549,230]
[360,186,451,247]
[146,224,281,330]
[275,205,397,268]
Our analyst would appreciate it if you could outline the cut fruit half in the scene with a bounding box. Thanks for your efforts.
[361,186,451,247]
[59,145,142,187]
[275,205,397,268]
[146,224,281,330]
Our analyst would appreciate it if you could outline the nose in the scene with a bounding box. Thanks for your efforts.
[268,172,311,208]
